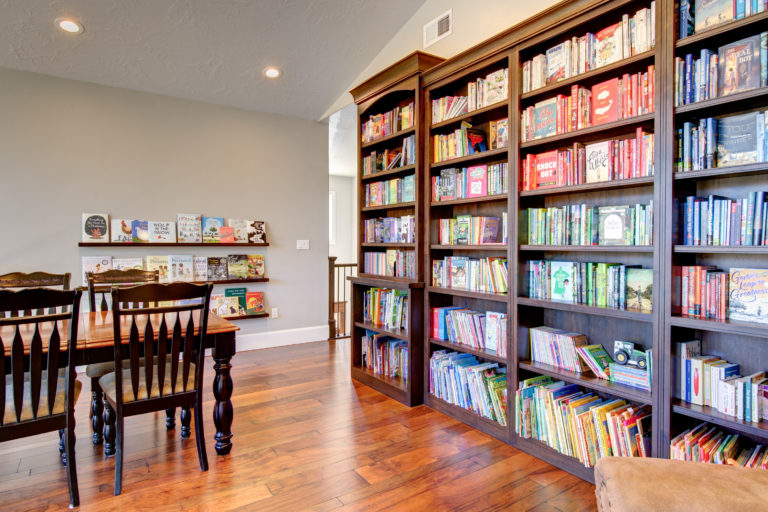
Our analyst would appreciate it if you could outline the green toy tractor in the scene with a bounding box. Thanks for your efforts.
[613,340,647,369]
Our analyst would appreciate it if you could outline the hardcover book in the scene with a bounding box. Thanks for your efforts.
[534,150,559,188]
[227,255,249,280]
[131,220,149,243]
[82,213,109,243]
[495,118,509,148]
[450,257,468,289]
[210,294,228,316]
[148,221,176,243]
[112,257,144,271]
[247,220,267,243]
[484,311,506,352]
[480,218,501,244]
[219,226,235,243]
[110,219,133,243]
[202,217,224,243]
[81,256,112,286]
[177,214,202,243]
[145,255,170,283]
[225,287,247,314]
[626,268,653,313]
[246,291,265,315]
[466,165,488,197]
[718,35,762,96]
[247,255,265,278]
[729,268,768,324]
[546,43,567,84]
[226,219,249,243]
[533,98,557,139]
[717,112,760,166]
[549,261,576,303]
[585,141,613,183]
[207,257,228,281]
[694,0,734,33]
[595,22,623,68]
[193,256,208,281]
[598,205,631,245]
[484,69,508,104]
[591,78,619,125]
[168,255,194,282]
[439,168,458,200]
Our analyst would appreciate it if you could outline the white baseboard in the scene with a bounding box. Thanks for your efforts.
[235,324,328,351]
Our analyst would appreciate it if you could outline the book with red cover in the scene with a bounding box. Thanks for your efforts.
[534,150,559,189]
[466,165,488,197]
[591,78,620,125]
[219,226,235,243]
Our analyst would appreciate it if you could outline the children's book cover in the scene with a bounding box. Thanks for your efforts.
[626,268,653,313]
[111,219,133,243]
[246,292,265,315]
[729,268,768,324]
[82,213,109,243]
[202,217,224,243]
[177,214,202,243]
[247,255,265,278]
[549,261,576,303]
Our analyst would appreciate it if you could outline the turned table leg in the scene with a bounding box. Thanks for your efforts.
[212,355,233,455]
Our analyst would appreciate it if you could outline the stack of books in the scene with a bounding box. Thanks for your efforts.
[364,175,416,206]
[438,215,503,245]
[431,68,509,123]
[363,215,415,244]
[362,287,409,330]
[431,164,508,201]
[432,256,508,294]
[362,331,408,383]
[529,326,588,373]
[361,102,414,143]
[431,306,508,356]
[363,250,416,279]
[670,422,768,469]
[362,134,416,175]
[681,192,768,246]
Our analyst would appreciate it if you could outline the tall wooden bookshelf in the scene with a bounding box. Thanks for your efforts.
[349,51,443,407]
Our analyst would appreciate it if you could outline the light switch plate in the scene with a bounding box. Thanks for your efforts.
[296,239,310,250]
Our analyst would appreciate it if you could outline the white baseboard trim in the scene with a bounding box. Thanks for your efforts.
[235,324,328,351]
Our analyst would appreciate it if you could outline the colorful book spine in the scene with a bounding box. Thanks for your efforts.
[362,331,409,383]
[363,250,416,278]
[431,257,509,294]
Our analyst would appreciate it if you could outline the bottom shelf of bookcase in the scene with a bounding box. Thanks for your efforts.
[671,400,768,439]
[513,436,596,484]
[425,394,508,442]
[351,365,412,406]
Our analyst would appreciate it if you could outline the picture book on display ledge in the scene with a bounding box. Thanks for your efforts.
[247,221,268,243]
[82,213,109,243]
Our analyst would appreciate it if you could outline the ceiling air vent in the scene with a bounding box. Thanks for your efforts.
[423,9,452,48]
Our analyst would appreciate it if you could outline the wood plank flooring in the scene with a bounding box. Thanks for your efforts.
[0,339,597,511]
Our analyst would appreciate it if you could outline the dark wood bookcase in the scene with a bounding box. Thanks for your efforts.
[349,52,444,407]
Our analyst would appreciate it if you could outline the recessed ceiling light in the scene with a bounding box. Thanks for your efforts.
[263,66,281,79]
[56,18,84,34]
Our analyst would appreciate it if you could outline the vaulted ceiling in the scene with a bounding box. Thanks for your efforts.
[0,0,427,120]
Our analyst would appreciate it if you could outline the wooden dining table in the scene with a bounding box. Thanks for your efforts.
[2,311,239,456]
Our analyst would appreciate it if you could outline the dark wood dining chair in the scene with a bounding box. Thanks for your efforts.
[101,282,212,495]
[0,288,82,508]
[84,269,163,452]
[0,272,71,317]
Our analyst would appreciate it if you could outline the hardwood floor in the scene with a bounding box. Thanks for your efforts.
[0,340,597,511]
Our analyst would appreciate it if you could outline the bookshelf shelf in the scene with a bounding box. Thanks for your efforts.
[199,277,269,285]
[674,87,768,116]
[429,147,508,169]
[427,286,508,303]
[519,245,654,253]
[668,315,768,339]
[675,10,768,49]
[351,365,408,402]
[429,338,506,364]
[673,246,768,254]
[671,400,768,439]
[221,312,269,321]
[425,394,508,441]
[429,100,508,131]
[361,242,417,248]
[673,163,768,181]
[517,297,653,322]
[430,244,507,251]
[519,113,655,150]
[361,201,416,213]
[360,164,417,182]
[520,50,655,101]
[519,361,651,403]
[354,321,410,342]
[360,127,416,149]
[514,437,595,484]
[430,194,508,207]
[350,274,424,289]
[79,242,270,247]
[519,176,654,197]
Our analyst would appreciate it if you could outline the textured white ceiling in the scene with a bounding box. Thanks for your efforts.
[0,0,426,120]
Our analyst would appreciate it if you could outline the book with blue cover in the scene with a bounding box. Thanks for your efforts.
[694,0,734,33]
[718,34,762,96]
[533,98,557,140]
[717,112,760,166]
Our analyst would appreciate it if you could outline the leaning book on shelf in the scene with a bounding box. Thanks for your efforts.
[680,0,767,38]
[671,422,768,469]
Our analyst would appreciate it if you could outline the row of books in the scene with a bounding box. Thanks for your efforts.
[610,360,652,392]
[363,215,415,244]
[515,376,652,466]
[430,68,509,124]
[361,135,416,175]
[488,119,509,150]
[674,33,767,107]
[361,102,414,143]
[363,175,416,207]
[437,215,503,246]
[681,192,768,246]
[361,331,408,384]
[82,213,267,244]
[675,267,768,324]
[81,254,265,286]
[431,164,509,202]
[431,256,508,294]
[431,307,508,357]
[680,0,768,38]
[526,202,654,246]
[362,287,409,331]
[521,68,655,142]
[432,121,490,163]
[522,2,656,93]
[527,260,653,313]
[429,350,508,425]
[522,131,655,191]
[529,326,589,374]
[677,341,767,421]
[210,288,265,317]
[670,422,768,469]
[363,250,416,279]
[676,110,768,172]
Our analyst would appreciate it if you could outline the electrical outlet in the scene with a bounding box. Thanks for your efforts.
[296,239,310,250]
[271,307,279,318]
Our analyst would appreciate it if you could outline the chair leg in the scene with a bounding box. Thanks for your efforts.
[104,402,116,457]
[193,400,208,472]
[91,378,104,445]
[181,406,191,439]
[114,414,124,496]
[65,417,80,508]
[166,407,176,430]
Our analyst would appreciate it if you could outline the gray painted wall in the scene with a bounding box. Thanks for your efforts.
[0,66,329,341]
